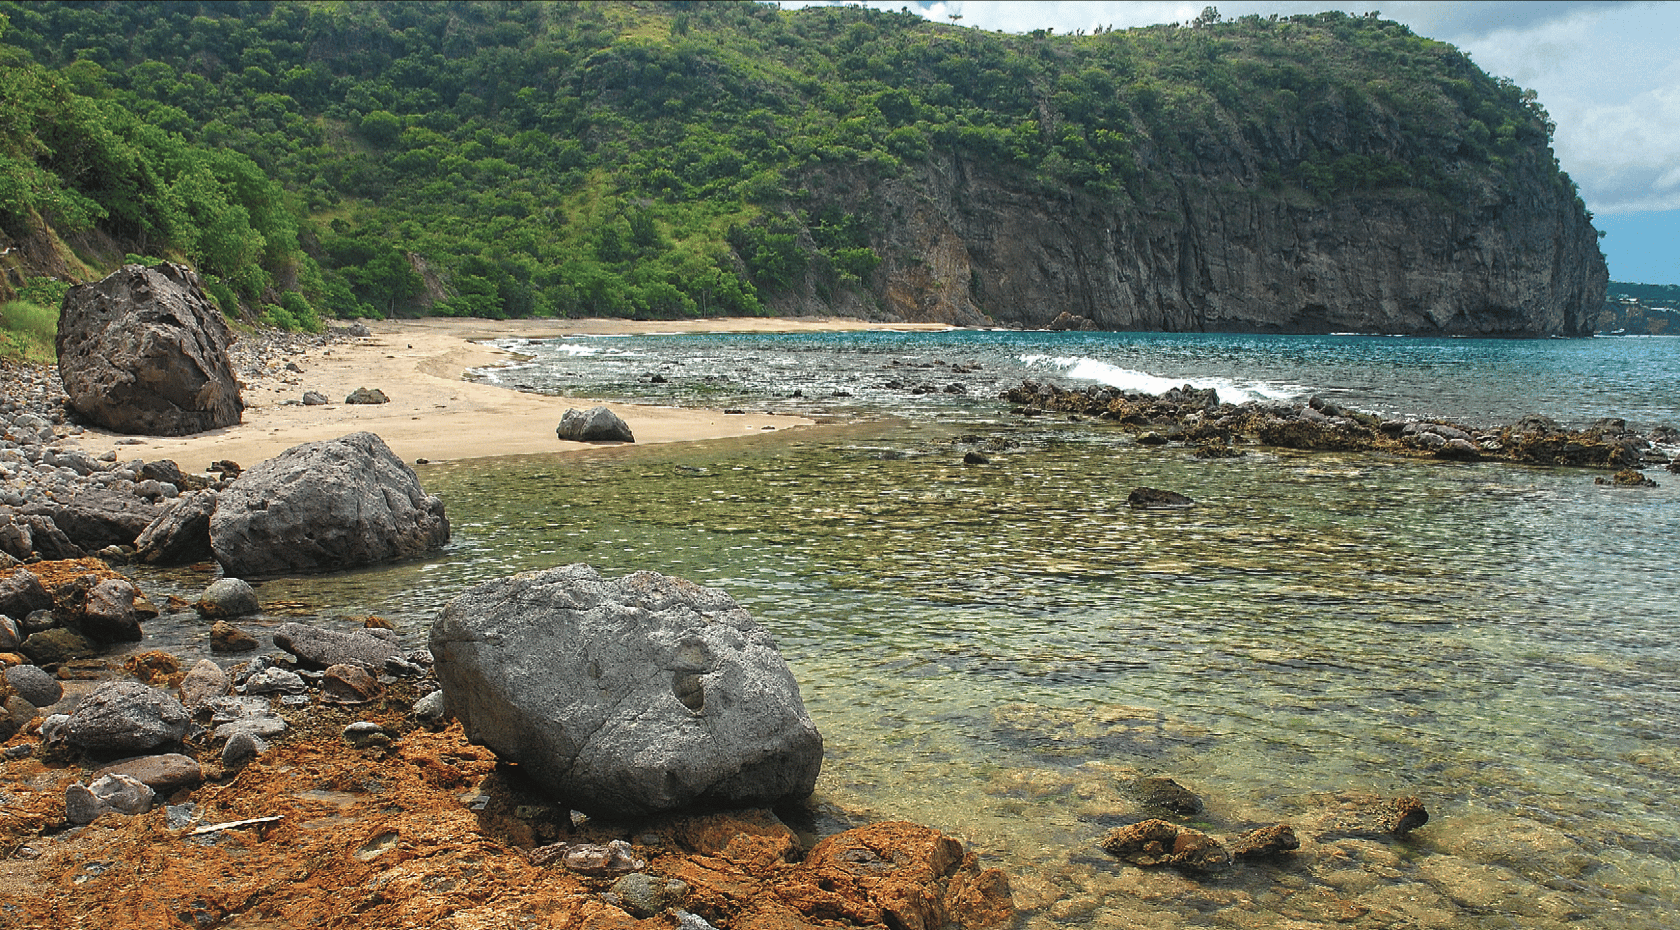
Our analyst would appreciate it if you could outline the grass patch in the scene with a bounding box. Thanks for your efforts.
[0,299,59,363]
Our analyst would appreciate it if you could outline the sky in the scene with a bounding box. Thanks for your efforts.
[791,1,1679,285]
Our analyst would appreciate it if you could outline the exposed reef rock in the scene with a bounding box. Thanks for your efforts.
[1003,380,1673,471]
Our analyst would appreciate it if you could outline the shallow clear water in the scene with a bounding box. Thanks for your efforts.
[129,331,1680,928]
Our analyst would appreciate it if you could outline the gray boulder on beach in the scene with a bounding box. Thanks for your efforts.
[430,563,823,817]
[557,406,634,443]
[55,263,243,436]
[65,680,191,756]
[209,431,449,576]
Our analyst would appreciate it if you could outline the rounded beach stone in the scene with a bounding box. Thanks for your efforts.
[196,578,259,619]
[4,664,63,708]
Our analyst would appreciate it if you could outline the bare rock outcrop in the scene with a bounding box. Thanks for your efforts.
[56,263,243,435]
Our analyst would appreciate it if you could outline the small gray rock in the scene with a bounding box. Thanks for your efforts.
[4,664,63,708]
[301,391,329,406]
[243,667,306,695]
[343,721,390,749]
[65,773,155,824]
[556,406,634,443]
[611,872,689,918]
[197,577,259,619]
[178,658,231,710]
[412,689,447,725]
[345,387,389,405]
[221,730,266,767]
[273,622,404,670]
[0,613,19,651]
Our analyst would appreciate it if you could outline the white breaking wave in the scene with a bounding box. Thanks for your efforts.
[1020,355,1304,405]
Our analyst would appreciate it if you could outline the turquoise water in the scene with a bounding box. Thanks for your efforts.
[139,331,1680,928]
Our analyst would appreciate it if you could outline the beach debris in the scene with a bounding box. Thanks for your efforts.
[345,386,389,404]
[65,773,156,825]
[56,263,244,436]
[1127,487,1194,508]
[556,405,635,442]
[134,490,218,566]
[187,815,283,836]
[273,621,405,671]
[195,577,259,619]
[1099,819,1231,873]
[430,563,823,817]
[210,431,449,576]
[65,680,191,756]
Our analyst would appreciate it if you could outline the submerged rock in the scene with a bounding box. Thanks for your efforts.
[1099,819,1232,873]
[430,563,823,817]
[195,578,259,619]
[1127,487,1194,508]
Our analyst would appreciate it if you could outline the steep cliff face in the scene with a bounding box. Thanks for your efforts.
[811,141,1605,337]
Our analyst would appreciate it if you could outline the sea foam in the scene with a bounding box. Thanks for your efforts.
[1020,354,1303,405]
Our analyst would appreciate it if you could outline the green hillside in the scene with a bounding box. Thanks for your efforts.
[0,1,1591,328]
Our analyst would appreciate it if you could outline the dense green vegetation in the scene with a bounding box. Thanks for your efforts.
[1608,282,1680,307]
[0,0,1583,327]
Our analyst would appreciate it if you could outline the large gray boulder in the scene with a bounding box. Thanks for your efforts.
[19,489,163,552]
[430,564,822,817]
[557,406,634,443]
[210,432,449,576]
[56,263,243,436]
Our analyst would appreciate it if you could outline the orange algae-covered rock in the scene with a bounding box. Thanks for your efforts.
[675,820,1014,930]
[0,721,1014,930]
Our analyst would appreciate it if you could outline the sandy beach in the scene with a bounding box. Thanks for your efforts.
[67,316,953,469]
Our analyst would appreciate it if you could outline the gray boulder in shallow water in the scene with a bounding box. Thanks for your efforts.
[55,262,243,436]
[209,431,449,576]
[557,406,634,443]
[430,564,823,817]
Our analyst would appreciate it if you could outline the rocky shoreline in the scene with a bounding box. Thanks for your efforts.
[1002,379,1677,482]
[3,319,1668,928]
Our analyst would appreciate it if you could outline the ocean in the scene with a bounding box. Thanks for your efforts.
[139,330,1680,928]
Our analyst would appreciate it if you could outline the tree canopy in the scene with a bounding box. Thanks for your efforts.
[0,1,1587,324]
